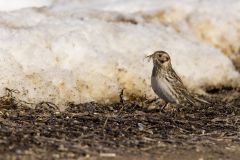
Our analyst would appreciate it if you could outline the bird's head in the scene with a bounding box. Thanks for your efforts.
[146,51,172,68]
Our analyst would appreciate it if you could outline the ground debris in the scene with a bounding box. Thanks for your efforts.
[0,89,240,160]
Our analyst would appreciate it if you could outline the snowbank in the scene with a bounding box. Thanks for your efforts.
[0,0,239,106]
[63,0,240,56]
[0,0,52,11]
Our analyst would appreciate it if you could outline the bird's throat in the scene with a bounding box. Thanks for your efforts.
[152,65,161,77]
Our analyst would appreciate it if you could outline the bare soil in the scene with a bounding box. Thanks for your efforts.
[0,88,239,160]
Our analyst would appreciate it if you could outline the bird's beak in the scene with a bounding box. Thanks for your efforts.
[145,54,154,62]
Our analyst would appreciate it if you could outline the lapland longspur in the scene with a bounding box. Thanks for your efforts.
[147,51,209,107]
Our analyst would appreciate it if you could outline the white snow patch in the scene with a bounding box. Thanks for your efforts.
[0,0,52,11]
[0,0,239,107]
[54,0,240,55]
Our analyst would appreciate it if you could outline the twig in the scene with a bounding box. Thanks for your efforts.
[119,89,124,104]
[102,116,109,134]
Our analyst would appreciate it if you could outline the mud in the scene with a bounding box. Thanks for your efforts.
[0,88,239,160]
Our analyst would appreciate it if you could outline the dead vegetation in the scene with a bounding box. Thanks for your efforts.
[0,88,239,160]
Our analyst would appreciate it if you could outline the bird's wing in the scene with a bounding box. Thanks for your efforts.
[165,69,188,91]
[167,69,210,105]
[166,69,195,105]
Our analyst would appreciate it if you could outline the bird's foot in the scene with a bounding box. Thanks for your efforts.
[159,102,169,113]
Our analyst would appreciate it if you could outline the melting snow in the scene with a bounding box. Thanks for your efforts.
[0,0,239,106]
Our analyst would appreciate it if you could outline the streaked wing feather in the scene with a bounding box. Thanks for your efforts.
[166,69,195,104]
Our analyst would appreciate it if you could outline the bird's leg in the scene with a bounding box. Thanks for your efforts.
[168,104,181,116]
[160,102,168,112]
[176,105,181,112]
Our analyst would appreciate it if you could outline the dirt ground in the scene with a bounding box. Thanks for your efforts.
[0,87,239,160]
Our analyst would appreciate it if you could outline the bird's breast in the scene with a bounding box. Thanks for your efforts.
[151,76,178,104]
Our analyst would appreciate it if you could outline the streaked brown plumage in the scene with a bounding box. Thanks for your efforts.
[147,51,209,106]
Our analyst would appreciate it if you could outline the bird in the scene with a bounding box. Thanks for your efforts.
[147,50,209,109]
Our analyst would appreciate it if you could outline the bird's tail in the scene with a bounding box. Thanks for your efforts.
[185,93,210,105]
[194,96,210,104]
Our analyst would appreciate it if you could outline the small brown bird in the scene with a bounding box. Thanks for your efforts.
[147,51,209,108]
